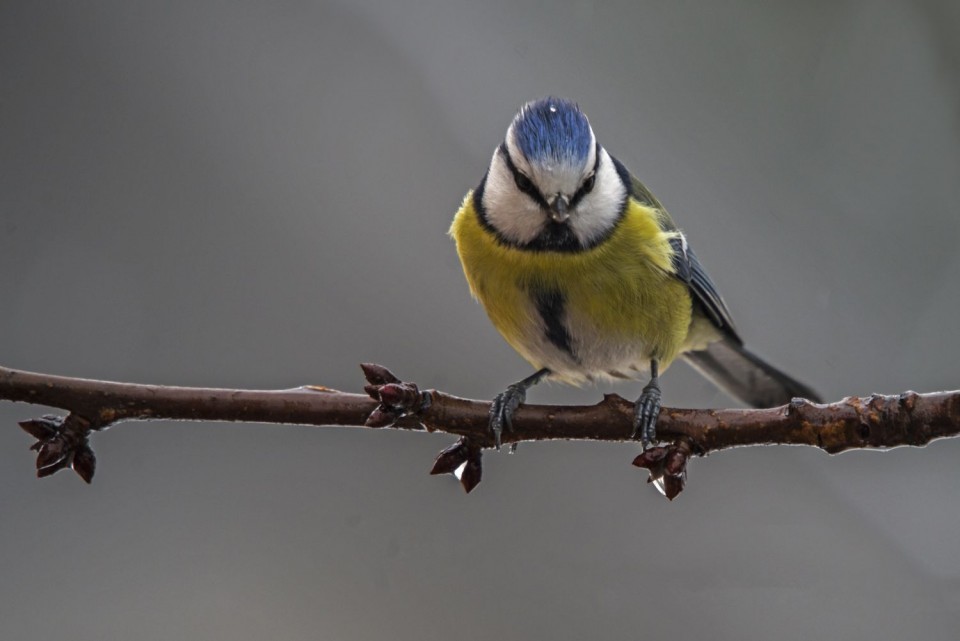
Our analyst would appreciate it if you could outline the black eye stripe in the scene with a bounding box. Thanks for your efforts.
[499,141,602,211]
[569,142,603,208]
[514,172,534,192]
[499,143,549,210]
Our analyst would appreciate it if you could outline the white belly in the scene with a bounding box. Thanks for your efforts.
[507,296,657,386]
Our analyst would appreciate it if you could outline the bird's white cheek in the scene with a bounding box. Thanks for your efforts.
[482,158,546,245]
[569,155,625,245]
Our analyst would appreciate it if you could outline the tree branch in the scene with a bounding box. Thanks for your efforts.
[3,363,958,498]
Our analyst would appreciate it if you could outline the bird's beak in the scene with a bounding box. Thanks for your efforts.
[549,194,570,223]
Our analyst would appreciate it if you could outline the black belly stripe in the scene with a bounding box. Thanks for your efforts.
[531,287,576,360]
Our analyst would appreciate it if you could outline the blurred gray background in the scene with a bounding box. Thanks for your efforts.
[2,1,959,639]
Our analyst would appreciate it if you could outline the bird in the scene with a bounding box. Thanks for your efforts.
[449,97,820,449]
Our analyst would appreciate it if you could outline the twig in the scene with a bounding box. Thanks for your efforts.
[3,363,958,499]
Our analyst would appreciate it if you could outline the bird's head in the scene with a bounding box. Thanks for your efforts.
[479,97,627,251]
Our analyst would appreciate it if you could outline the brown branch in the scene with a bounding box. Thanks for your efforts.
[3,363,959,499]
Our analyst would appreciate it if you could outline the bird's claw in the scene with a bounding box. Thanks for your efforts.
[490,384,526,450]
[632,381,662,449]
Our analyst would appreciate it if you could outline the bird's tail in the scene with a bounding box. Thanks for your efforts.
[683,336,821,408]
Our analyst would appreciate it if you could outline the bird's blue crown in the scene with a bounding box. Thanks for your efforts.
[512,98,592,166]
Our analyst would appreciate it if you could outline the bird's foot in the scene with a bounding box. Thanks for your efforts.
[632,379,662,449]
[489,383,527,450]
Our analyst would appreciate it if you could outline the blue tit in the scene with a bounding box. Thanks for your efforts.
[449,97,820,448]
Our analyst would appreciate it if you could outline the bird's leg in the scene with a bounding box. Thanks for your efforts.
[632,359,662,449]
[489,368,550,450]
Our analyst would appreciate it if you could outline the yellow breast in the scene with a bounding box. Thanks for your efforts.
[449,193,694,381]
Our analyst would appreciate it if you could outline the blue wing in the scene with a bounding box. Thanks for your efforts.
[667,234,742,343]
[623,172,823,404]
[625,172,742,343]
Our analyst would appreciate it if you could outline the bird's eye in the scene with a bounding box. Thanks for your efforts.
[514,172,534,193]
[582,173,596,194]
